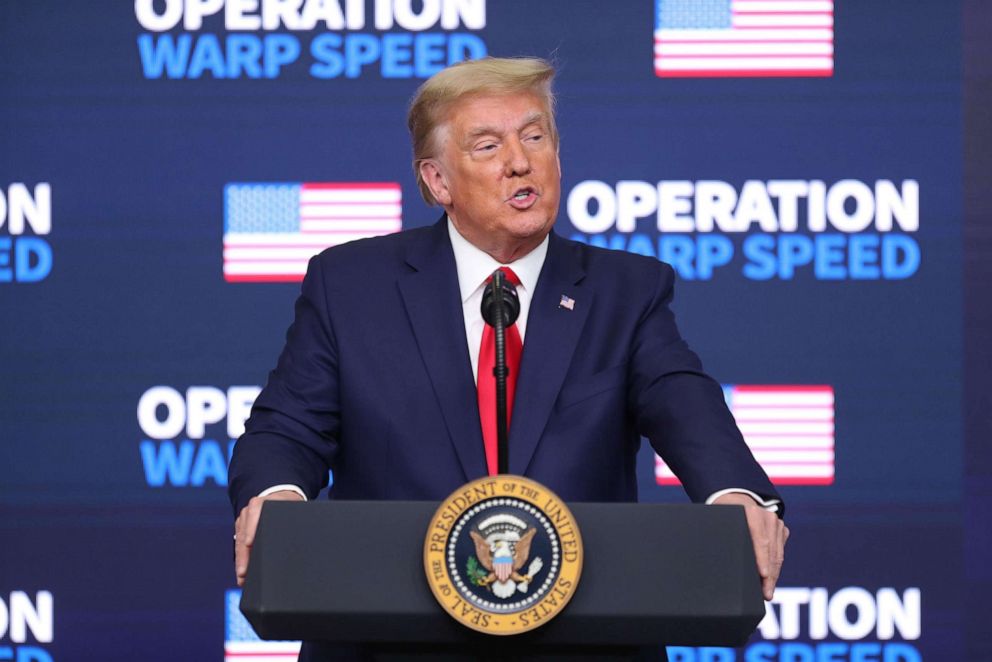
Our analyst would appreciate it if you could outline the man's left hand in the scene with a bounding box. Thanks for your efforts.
[712,493,789,600]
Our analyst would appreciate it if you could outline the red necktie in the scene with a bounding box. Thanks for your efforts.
[477,267,523,476]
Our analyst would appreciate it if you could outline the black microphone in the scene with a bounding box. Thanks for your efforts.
[480,269,520,475]
[481,270,520,328]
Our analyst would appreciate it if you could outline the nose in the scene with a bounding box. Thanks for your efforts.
[503,137,532,177]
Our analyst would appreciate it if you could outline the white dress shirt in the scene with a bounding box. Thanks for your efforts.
[259,218,779,513]
[447,219,548,383]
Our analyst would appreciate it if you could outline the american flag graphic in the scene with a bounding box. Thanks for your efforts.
[656,385,835,486]
[224,590,301,662]
[223,182,402,282]
[654,0,834,78]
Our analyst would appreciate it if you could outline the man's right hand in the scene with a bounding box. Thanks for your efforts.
[234,490,305,587]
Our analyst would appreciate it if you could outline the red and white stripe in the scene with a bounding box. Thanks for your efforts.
[224,182,402,283]
[656,385,835,486]
[298,183,402,234]
[655,0,834,78]
[225,640,302,662]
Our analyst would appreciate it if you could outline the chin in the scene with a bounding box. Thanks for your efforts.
[505,214,554,239]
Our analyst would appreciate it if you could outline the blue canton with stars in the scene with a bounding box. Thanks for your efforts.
[224,183,300,233]
[656,0,732,29]
[225,590,262,642]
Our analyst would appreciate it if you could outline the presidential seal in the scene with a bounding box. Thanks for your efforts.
[423,476,583,635]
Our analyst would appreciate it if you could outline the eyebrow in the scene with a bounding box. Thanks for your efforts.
[464,112,548,142]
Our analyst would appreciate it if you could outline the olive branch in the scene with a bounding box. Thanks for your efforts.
[466,555,488,586]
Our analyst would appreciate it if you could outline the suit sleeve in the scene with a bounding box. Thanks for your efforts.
[228,256,340,516]
[628,262,782,511]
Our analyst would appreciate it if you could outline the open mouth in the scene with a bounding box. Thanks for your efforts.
[508,187,537,205]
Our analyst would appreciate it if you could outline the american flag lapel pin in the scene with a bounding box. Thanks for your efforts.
[558,294,575,311]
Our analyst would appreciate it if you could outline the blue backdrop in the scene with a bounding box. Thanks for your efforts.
[1,1,987,660]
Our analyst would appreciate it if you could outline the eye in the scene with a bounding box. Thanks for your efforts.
[524,132,544,144]
[474,142,497,153]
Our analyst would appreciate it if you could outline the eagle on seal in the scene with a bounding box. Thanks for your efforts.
[470,527,544,599]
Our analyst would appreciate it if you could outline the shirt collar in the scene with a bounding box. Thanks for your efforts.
[447,217,549,303]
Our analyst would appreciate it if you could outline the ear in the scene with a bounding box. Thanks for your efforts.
[419,159,452,207]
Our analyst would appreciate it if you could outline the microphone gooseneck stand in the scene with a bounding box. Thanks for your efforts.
[481,269,520,475]
[492,269,509,475]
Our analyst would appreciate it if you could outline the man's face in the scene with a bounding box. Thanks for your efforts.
[420,91,561,260]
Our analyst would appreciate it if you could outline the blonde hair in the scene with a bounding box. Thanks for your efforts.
[407,56,558,205]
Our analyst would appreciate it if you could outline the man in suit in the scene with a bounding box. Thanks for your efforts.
[229,56,788,635]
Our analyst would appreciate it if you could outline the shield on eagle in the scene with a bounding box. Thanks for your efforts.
[493,545,513,583]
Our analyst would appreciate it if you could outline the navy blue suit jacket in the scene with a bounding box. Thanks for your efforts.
[229,218,778,515]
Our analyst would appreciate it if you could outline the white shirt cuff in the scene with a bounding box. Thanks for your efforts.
[258,484,308,501]
[706,488,781,513]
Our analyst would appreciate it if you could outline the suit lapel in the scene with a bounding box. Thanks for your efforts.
[398,219,486,481]
[510,233,590,475]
